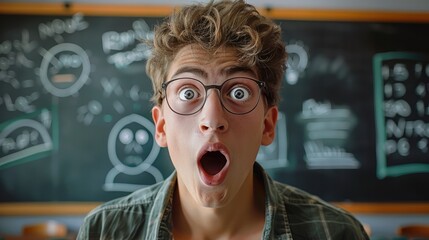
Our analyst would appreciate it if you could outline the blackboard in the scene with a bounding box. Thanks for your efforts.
[268,20,429,203]
[0,5,428,207]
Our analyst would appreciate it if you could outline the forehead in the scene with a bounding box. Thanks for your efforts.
[167,44,258,80]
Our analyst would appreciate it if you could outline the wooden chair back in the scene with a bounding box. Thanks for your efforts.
[398,225,429,238]
[22,221,67,237]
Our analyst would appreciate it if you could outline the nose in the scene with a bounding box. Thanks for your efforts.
[199,89,228,133]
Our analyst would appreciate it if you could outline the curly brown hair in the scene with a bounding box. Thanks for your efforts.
[146,0,287,107]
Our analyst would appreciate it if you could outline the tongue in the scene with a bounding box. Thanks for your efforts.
[201,151,227,176]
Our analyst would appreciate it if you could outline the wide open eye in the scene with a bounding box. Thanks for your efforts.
[229,86,250,101]
[178,87,199,101]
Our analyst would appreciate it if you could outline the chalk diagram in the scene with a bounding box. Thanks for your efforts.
[297,99,360,169]
[104,114,163,192]
[257,111,288,169]
[39,43,90,97]
[0,109,55,169]
[285,41,309,85]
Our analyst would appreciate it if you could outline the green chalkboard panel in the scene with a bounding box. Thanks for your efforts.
[0,14,174,202]
[0,12,428,203]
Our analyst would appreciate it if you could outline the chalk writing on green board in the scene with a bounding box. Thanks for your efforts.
[373,52,429,179]
[297,99,360,169]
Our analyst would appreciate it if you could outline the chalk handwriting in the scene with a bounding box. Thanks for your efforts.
[101,77,123,97]
[386,119,429,139]
[38,13,88,40]
[374,52,429,178]
[14,30,37,55]
[77,100,103,125]
[102,19,154,68]
[2,93,39,113]
[304,141,360,169]
[107,43,151,68]
[102,19,153,54]
[384,99,411,117]
[129,85,152,101]
[298,99,360,169]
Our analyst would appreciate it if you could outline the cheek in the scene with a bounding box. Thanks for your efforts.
[233,113,264,136]
[165,114,195,139]
[230,115,264,152]
[164,114,197,162]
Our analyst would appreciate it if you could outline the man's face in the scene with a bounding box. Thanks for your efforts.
[152,44,277,208]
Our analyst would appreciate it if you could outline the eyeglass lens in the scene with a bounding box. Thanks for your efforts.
[163,77,264,115]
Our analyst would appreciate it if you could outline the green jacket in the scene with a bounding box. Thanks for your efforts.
[78,163,369,239]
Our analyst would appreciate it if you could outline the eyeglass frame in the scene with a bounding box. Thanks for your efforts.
[160,77,267,115]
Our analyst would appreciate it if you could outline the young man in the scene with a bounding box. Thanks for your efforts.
[78,0,369,239]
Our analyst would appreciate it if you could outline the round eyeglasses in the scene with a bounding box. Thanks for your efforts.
[161,77,266,115]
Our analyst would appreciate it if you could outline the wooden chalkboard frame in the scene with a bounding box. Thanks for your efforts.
[1,2,429,22]
[1,202,429,215]
[1,2,429,215]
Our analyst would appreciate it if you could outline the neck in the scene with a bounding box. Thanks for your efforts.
[172,171,265,240]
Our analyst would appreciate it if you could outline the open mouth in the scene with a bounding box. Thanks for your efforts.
[200,151,227,176]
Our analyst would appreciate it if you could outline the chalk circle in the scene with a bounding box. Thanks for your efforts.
[40,43,90,97]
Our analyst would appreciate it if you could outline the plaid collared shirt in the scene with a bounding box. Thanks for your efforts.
[78,163,369,239]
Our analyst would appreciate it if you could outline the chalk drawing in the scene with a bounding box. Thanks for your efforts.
[0,109,54,169]
[77,100,103,125]
[39,43,90,97]
[104,114,162,192]
[285,41,309,85]
[257,111,288,169]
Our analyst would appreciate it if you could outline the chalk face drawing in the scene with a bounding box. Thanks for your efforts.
[0,108,56,169]
[104,114,163,192]
[39,43,91,97]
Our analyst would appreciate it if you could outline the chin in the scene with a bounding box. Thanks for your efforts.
[197,188,229,208]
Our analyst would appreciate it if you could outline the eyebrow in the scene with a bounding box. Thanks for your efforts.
[170,65,257,79]
[222,66,257,78]
[171,66,208,79]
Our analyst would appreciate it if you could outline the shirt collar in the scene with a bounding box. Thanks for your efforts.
[154,162,292,239]
[255,162,292,239]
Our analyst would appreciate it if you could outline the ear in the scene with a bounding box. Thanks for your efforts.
[152,105,167,147]
[261,106,278,146]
